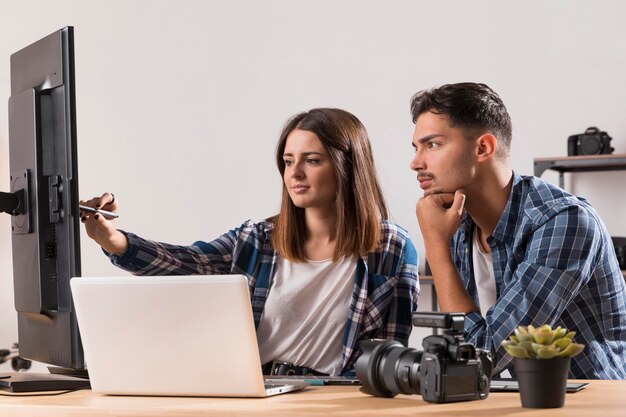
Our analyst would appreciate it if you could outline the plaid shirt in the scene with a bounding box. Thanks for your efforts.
[453,173,626,379]
[108,219,419,374]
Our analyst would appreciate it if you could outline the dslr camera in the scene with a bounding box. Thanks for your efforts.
[355,312,492,403]
[567,127,614,156]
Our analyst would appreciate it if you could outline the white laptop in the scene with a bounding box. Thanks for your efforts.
[70,275,309,397]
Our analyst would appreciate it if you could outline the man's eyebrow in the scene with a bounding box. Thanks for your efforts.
[417,134,444,144]
[412,134,444,147]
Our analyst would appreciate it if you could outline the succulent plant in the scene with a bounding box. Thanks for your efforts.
[501,324,585,359]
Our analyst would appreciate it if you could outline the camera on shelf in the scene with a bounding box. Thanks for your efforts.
[567,127,614,156]
[355,312,492,403]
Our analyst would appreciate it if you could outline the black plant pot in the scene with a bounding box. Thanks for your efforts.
[514,357,570,408]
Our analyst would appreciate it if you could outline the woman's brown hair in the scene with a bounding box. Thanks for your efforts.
[270,108,388,262]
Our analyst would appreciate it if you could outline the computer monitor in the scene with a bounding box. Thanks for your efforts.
[0,26,88,391]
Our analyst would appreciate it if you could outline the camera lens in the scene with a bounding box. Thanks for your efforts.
[355,340,422,397]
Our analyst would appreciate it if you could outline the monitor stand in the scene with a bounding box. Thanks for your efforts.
[48,366,89,379]
[0,368,90,392]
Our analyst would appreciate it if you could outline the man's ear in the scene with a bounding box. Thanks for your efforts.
[475,133,497,161]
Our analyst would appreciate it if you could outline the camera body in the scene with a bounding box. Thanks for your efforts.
[419,334,491,402]
[567,127,614,156]
[355,312,492,403]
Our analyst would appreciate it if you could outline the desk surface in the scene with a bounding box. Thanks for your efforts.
[0,380,624,417]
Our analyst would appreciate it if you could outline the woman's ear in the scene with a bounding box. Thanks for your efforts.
[475,133,497,161]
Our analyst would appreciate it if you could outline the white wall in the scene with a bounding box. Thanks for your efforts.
[2,0,626,371]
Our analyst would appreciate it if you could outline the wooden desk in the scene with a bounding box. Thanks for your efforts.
[0,380,624,417]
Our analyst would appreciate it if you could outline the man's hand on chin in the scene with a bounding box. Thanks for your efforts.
[416,190,466,246]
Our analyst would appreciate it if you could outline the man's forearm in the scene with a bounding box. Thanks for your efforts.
[426,244,479,313]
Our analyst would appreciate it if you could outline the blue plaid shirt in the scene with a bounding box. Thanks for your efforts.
[453,173,626,379]
[107,219,419,374]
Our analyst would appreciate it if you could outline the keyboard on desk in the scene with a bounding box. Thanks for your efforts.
[489,379,588,393]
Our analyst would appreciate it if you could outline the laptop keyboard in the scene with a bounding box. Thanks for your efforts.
[265,375,361,385]
[265,383,285,389]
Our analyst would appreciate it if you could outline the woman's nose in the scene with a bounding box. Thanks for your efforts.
[290,162,304,178]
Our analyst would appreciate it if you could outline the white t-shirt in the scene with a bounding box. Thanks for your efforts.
[472,228,496,317]
[472,230,512,377]
[256,254,356,375]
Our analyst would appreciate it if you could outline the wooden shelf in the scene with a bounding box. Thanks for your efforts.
[418,275,433,284]
[534,154,626,186]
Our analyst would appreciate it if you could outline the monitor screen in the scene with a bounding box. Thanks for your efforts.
[0,26,88,392]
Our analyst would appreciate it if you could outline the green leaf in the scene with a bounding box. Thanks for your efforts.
[554,337,572,350]
[554,327,567,339]
[558,343,585,358]
[515,326,529,338]
[503,343,530,358]
[535,345,560,359]
[518,341,533,356]
[533,329,556,345]
[538,324,553,332]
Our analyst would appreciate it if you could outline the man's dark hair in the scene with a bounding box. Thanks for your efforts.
[410,82,513,156]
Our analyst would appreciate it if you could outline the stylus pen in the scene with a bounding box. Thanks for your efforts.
[79,205,119,219]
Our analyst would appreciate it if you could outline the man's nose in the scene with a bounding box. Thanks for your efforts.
[410,150,424,172]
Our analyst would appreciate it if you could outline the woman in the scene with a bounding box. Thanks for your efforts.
[80,108,419,376]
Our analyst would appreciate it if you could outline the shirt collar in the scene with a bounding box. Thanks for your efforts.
[489,172,522,244]
[458,171,521,244]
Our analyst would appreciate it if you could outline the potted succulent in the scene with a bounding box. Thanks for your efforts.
[501,324,585,408]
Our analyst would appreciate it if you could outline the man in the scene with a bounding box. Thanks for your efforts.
[410,82,626,379]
